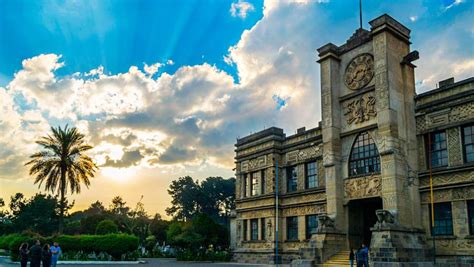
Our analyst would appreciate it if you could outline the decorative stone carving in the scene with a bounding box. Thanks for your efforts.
[344,175,381,199]
[419,171,474,187]
[266,219,272,238]
[317,215,335,232]
[344,94,377,124]
[241,155,267,172]
[447,127,462,166]
[373,209,396,229]
[344,53,374,90]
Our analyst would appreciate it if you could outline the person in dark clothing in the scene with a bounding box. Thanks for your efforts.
[356,246,365,267]
[42,244,52,267]
[19,243,29,267]
[29,240,42,267]
[349,248,355,267]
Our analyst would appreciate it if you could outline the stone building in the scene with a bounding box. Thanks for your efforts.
[231,14,474,266]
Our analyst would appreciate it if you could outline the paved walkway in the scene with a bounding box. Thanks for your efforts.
[0,257,283,267]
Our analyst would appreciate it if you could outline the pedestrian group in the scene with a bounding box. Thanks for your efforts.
[349,243,369,267]
[19,240,61,267]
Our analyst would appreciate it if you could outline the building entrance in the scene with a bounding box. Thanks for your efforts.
[348,197,382,249]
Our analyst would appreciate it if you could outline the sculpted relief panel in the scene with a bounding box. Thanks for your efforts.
[416,102,474,133]
[344,175,382,199]
[420,186,474,203]
[241,155,268,172]
[344,94,377,125]
[285,145,322,165]
[419,171,474,187]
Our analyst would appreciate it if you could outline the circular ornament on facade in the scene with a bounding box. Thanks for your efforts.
[344,53,374,90]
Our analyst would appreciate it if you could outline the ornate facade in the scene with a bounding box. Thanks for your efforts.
[231,14,474,266]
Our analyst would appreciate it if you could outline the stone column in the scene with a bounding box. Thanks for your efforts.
[318,44,344,231]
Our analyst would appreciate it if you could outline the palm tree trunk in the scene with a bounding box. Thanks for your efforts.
[59,165,66,234]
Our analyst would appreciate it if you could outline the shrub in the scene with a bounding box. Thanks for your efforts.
[0,233,139,261]
[95,220,118,235]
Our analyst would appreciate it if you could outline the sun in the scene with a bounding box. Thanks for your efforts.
[101,167,137,183]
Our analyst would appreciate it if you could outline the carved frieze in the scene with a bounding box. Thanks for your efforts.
[344,94,377,124]
[344,175,382,199]
[419,171,474,187]
[420,186,474,203]
[416,102,474,133]
[241,155,268,172]
[285,145,322,165]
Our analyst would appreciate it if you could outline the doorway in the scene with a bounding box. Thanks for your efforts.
[348,197,382,249]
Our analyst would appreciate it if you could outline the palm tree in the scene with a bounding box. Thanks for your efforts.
[26,125,97,233]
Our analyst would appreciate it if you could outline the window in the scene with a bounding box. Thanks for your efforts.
[261,170,266,194]
[251,219,259,240]
[426,131,448,168]
[468,200,474,235]
[349,132,380,176]
[286,216,298,240]
[306,215,318,239]
[305,161,318,189]
[287,166,298,192]
[463,125,474,163]
[261,218,266,240]
[430,202,453,236]
[243,219,248,241]
[251,172,260,196]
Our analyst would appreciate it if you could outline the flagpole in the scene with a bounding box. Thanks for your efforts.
[359,0,363,29]
[428,134,436,264]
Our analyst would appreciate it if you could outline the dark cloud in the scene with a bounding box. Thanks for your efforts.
[157,145,197,164]
[103,150,144,168]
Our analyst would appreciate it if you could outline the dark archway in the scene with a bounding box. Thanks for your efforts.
[348,197,383,249]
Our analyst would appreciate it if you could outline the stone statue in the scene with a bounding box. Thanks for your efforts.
[267,219,272,238]
[374,209,396,229]
[317,214,336,232]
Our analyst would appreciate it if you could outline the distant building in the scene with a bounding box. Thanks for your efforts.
[231,14,474,266]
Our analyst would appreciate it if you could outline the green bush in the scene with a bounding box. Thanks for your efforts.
[95,220,118,235]
[0,233,139,261]
[176,248,232,262]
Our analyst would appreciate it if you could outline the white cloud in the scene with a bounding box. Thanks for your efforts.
[445,0,463,10]
[410,16,418,22]
[230,0,255,19]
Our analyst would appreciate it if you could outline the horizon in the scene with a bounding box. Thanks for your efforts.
[1,0,473,218]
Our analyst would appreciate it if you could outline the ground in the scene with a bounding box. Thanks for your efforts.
[0,257,284,267]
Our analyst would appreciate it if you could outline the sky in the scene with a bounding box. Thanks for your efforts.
[0,0,473,217]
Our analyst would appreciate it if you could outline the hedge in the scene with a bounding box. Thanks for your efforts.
[0,233,139,261]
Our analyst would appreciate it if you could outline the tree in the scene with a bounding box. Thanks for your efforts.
[109,196,130,216]
[166,176,235,222]
[26,125,97,233]
[10,194,67,235]
[166,176,200,221]
[149,214,169,243]
[200,177,235,221]
[96,219,119,234]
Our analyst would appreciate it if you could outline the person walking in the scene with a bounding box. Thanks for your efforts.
[50,242,61,267]
[356,246,365,267]
[29,240,42,267]
[361,243,369,267]
[42,244,52,267]
[349,248,355,267]
[19,243,29,267]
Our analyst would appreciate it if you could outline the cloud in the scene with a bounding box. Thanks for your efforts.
[230,0,255,19]
[2,0,473,184]
[444,0,463,10]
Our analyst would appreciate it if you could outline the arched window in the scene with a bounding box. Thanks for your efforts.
[349,132,380,176]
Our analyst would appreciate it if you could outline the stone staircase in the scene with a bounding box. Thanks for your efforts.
[319,250,351,267]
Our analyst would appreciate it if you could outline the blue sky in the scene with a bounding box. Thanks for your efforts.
[0,0,472,215]
[0,0,264,86]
